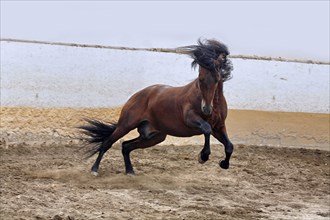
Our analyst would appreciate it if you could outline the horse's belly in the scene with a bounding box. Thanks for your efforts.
[166,129,203,137]
[154,118,203,137]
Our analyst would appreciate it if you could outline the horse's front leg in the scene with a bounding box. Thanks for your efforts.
[184,110,212,164]
[213,125,234,169]
[198,133,211,164]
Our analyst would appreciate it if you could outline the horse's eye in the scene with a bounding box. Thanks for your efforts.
[215,73,221,82]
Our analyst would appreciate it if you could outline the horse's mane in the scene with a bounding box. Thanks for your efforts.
[178,39,233,82]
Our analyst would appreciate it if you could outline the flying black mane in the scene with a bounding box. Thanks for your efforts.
[178,39,233,82]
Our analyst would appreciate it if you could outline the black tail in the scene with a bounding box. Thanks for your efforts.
[79,119,117,158]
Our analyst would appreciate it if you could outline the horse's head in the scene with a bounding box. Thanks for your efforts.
[179,38,233,116]
[198,67,220,115]
[198,53,227,115]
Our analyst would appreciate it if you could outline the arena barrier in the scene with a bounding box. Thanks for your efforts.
[1,39,329,150]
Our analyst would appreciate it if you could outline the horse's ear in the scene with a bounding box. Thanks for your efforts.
[215,71,221,82]
[213,53,226,67]
[213,58,220,66]
[218,53,226,63]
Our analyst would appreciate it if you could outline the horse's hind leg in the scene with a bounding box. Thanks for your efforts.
[91,128,130,175]
[122,132,166,175]
[122,122,166,174]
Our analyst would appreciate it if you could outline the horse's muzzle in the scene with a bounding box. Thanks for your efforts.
[202,105,212,115]
[201,99,212,115]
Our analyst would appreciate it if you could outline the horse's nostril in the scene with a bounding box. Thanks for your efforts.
[202,106,212,115]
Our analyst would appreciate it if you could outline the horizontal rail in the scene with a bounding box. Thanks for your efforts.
[1,38,329,65]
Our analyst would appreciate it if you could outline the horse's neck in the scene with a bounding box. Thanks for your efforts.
[188,79,199,92]
[191,78,223,97]
[213,81,224,106]
[191,78,224,103]
[216,81,223,94]
[186,79,203,101]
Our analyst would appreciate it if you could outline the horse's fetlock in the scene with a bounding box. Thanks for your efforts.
[201,153,209,161]
[219,160,229,169]
[226,142,234,154]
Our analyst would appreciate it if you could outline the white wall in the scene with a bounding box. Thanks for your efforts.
[2,1,329,61]
[1,41,329,113]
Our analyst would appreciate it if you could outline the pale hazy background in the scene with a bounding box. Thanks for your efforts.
[1,1,329,61]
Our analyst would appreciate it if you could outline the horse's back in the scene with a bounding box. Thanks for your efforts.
[117,84,173,125]
[126,84,173,107]
[118,84,174,124]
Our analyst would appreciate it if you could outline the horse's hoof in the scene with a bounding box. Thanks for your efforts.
[219,160,229,169]
[198,153,207,164]
[126,172,135,176]
[91,171,99,176]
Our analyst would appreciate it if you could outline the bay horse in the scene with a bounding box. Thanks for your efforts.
[80,39,234,176]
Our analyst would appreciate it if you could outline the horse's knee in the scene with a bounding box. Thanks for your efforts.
[200,122,212,135]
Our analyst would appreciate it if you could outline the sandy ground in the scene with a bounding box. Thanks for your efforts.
[0,107,328,150]
[0,107,329,219]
